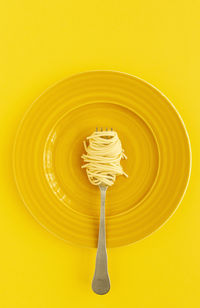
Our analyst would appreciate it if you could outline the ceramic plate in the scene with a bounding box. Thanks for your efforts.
[13,71,191,247]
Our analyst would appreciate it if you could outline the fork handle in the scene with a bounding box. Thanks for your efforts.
[92,186,110,295]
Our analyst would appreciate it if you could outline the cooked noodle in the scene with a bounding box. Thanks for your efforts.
[81,130,128,186]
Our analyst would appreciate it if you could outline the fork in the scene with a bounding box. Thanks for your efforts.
[92,128,111,295]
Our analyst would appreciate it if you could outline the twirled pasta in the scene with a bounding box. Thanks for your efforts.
[81,130,128,186]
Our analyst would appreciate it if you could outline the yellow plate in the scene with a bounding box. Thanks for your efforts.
[13,71,191,248]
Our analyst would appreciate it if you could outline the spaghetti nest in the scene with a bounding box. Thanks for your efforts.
[81,130,128,186]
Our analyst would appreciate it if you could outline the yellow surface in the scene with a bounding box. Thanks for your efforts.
[0,0,199,307]
[13,71,190,248]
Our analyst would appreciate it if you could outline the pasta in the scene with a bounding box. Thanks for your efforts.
[81,130,128,186]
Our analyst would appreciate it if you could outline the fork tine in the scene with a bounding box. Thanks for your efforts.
[96,127,113,132]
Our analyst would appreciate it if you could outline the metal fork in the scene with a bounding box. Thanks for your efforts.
[92,128,111,295]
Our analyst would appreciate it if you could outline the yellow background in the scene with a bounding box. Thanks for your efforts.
[0,0,199,307]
